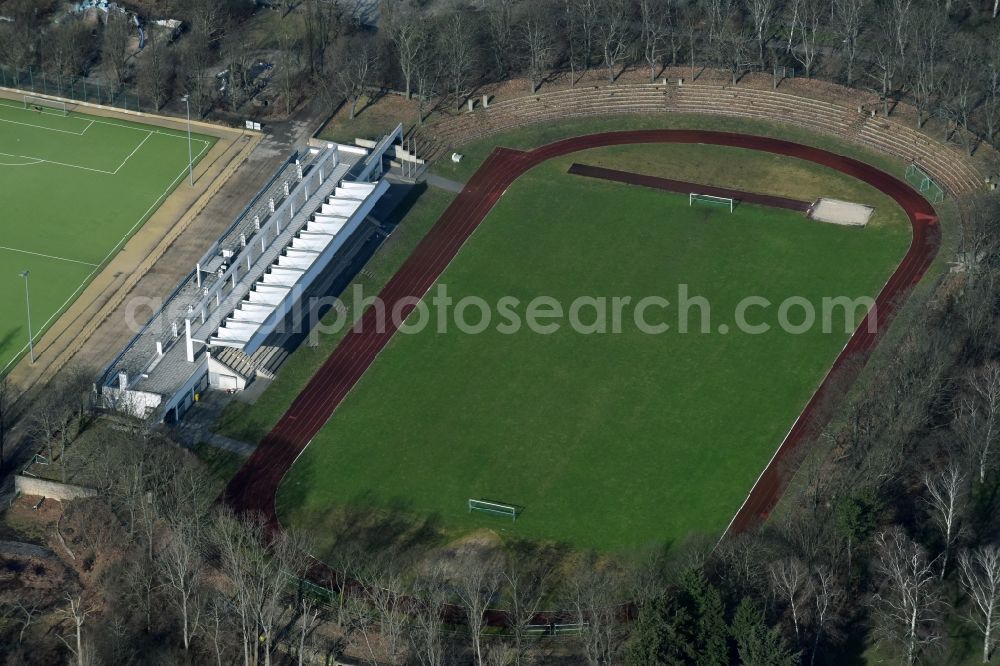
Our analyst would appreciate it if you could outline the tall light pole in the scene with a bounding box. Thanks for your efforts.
[18,270,33,364]
[182,94,193,185]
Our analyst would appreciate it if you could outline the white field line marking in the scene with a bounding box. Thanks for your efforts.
[0,114,91,135]
[0,135,212,373]
[0,150,114,174]
[112,130,152,174]
[0,99,213,144]
[0,156,42,166]
[1,129,200,175]
[0,246,99,266]
[0,101,211,173]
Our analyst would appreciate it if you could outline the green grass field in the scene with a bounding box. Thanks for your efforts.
[275,145,911,553]
[0,98,215,372]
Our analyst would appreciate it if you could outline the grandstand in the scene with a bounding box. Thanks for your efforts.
[99,125,402,422]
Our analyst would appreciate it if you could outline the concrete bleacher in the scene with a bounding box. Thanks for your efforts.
[423,81,983,198]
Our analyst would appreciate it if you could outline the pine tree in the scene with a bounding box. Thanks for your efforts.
[730,597,799,666]
[625,594,698,665]
[679,569,729,666]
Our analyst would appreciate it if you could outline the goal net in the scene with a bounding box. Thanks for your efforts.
[689,192,734,212]
[904,163,945,204]
[23,95,68,116]
[468,498,518,521]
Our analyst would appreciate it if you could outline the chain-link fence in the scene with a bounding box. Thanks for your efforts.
[0,64,147,113]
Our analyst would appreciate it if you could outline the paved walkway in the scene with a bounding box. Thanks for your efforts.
[169,392,256,456]
[424,172,465,193]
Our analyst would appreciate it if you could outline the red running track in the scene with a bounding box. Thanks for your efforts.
[222,129,939,541]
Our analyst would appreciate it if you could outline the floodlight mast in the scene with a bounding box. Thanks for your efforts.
[182,94,193,185]
[18,270,34,363]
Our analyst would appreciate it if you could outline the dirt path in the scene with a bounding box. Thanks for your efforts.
[221,129,939,548]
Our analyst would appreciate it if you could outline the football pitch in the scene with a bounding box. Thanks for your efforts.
[0,98,215,372]
[276,148,911,552]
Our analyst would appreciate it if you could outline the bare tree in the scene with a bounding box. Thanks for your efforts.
[221,23,255,113]
[639,0,671,82]
[336,34,379,120]
[215,510,310,666]
[178,41,215,117]
[871,528,944,665]
[567,0,602,78]
[138,27,173,112]
[29,392,68,468]
[810,565,841,666]
[58,595,95,666]
[123,554,159,634]
[982,31,1000,146]
[0,376,11,470]
[907,4,948,128]
[597,0,631,83]
[747,0,776,68]
[384,0,427,99]
[185,0,225,51]
[206,597,233,666]
[958,545,1000,664]
[563,554,626,666]
[769,557,811,644]
[102,10,132,91]
[359,560,409,665]
[939,35,981,155]
[502,556,550,663]
[439,9,477,105]
[453,551,502,666]
[791,0,822,78]
[561,0,580,83]
[521,5,555,93]
[295,593,321,666]
[484,0,517,78]
[13,598,41,645]
[408,570,450,666]
[869,6,901,117]
[705,0,736,47]
[0,3,39,69]
[276,24,300,117]
[412,38,442,126]
[45,20,93,83]
[303,0,343,76]
[923,463,966,579]
[158,520,205,651]
[717,24,754,86]
[958,363,1000,484]
[833,0,867,86]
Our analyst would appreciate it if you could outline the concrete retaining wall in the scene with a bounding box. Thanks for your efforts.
[15,475,97,501]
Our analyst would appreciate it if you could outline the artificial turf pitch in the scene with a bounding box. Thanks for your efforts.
[0,99,215,371]
[276,151,910,553]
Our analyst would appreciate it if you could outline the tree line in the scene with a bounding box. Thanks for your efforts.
[2,1,999,148]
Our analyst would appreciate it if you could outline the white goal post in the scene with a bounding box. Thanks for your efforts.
[689,192,734,213]
[23,95,68,116]
[468,498,518,521]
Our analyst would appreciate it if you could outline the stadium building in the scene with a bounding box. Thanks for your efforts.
[98,125,404,423]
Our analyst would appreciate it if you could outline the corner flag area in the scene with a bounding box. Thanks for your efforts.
[0,98,215,372]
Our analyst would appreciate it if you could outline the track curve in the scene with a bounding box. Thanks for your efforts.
[223,129,939,545]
